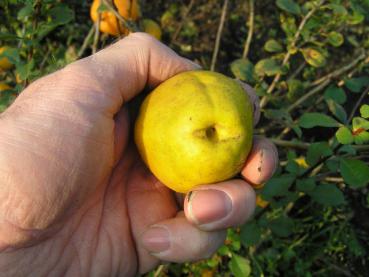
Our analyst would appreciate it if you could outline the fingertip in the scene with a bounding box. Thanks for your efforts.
[242,136,279,186]
[184,180,256,231]
[140,214,226,263]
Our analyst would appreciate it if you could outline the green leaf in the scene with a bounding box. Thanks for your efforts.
[327,31,344,47]
[17,2,33,20]
[306,142,333,166]
[16,60,35,80]
[269,216,294,237]
[0,47,20,64]
[229,254,251,277]
[324,85,346,104]
[292,124,302,138]
[276,0,301,15]
[360,105,369,118]
[353,117,369,131]
[264,39,283,52]
[255,59,282,77]
[310,184,345,206]
[296,178,316,192]
[287,79,304,100]
[230,59,256,84]
[262,175,295,200]
[280,14,297,38]
[264,109,293,124]
[299,113,339,128]
[240,222,261,247]
[48,4,74,25]
[325,4,348,16]
[344,77,369,93]
[336,126,354,144]
[338,145,356,155]
[301,48,326,68]
[347,11,365,25]
[354,131,369,144]
[340,158,369,188]
[326,99,347,124]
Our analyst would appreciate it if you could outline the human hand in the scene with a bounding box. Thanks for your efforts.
[0,33,278,276]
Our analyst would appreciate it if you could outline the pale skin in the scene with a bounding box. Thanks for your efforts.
[0,33,278,276]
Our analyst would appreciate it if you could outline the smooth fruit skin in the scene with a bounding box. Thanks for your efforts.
[0,47,13,70]
[135,71,253,193]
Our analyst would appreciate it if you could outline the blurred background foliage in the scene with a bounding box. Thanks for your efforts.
[1,0,369,276]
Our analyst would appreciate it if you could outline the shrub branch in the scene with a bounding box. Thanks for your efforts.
[260,0,325,108]
[210,0,229,71]
[242,0,254,59]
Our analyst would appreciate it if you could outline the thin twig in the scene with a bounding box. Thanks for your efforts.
[284,51,366,114]
[210,0,229,71]
[92,13,101,54]
[287,79,330,112]
[348,86,369,122]
[271,138,369,151]
[154,265,165,277]
[322,177,344,183]
[271,138,310,149]
[260,0,325,108]
[77,25,95,58]
[287,62,306,81]
[171,0,195,43]
[310,51,366,87]
[242,0,254,59]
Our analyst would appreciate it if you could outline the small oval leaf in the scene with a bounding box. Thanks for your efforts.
[299,113,339,128]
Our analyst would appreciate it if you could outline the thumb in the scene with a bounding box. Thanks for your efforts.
[58,32,200,116]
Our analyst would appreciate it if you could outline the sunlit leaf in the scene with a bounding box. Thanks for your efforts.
[229,254,251,277]
[327,31,344,47]
[360,105,369,118]
[301,48,326,68]
[230,59,256,84]
[336,126,353,144]
[264,39,283,52]
[255,59,282,77]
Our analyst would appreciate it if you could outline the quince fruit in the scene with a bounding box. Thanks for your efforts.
[135,71,253,193]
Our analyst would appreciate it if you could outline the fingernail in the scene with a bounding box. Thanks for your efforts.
[188,190,232,225]
[141,226,170,253]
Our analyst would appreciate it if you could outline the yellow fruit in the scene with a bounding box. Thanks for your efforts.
[135,71,253,193]
[256,195,269,208]
[0,82,11,91]
[142,19,162,40]
[0,47,13,70]
[114,0,140,20]
[90,0,140,36]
